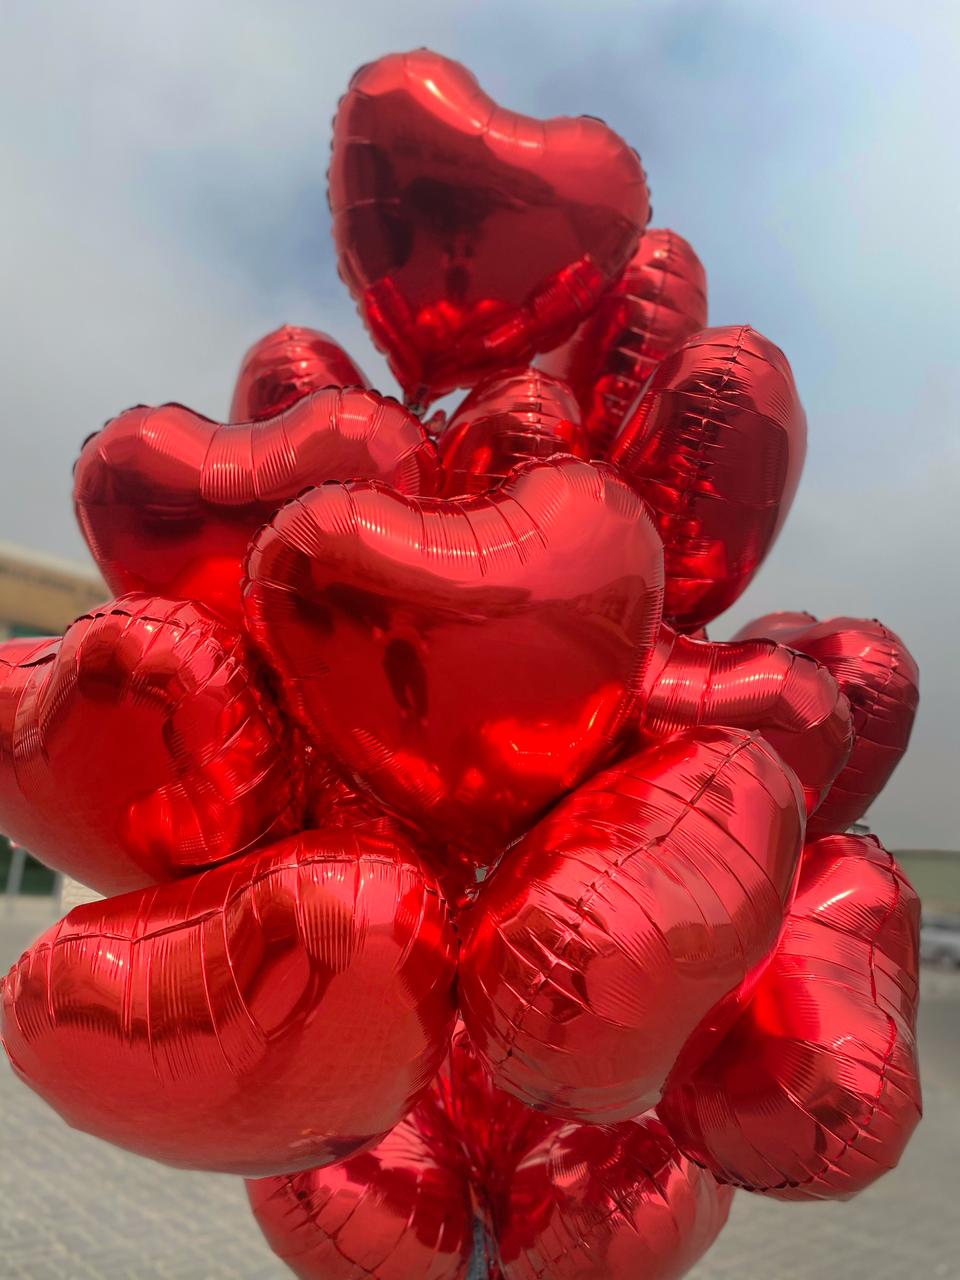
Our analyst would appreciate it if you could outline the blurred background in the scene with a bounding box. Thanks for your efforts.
[1,2,957,1278]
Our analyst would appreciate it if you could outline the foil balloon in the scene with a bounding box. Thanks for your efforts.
[542,228,708,455]
[244,456,665,872]
[304,752,394,834]
[0,596,301,895]
[329,49,650,406]
[301,755,475,910]
[438,367,589,497]
[435,1024,559,1211]
[74,387,441,624]
[247,1024,546,1280]
[731,613,919,835]
[459,726,805,1122]
[659,833,921,1199]
[494,1116,732,1280]
[230,324,369,422]
[633,624,853,814]
[610,325,807,631]
[247,1107,475,1280]
[0,827,458,1176]
[731,610,816,644]
[436,1028,555,1280]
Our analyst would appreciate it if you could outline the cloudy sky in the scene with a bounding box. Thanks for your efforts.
[2,0,956,847]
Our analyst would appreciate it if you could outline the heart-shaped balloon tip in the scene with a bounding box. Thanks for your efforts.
[0,595,302,894]
[611,324,807,630]
[659,833,921,1200]
[543,226,709,455]
[243,454,666,877]
[230,325,369,422]
[732,613,919,836]
[74,387,441,624]
[2,827,458,1176]
[460,724,806,1122]
[438,366,590,498]
[330,49,650,404]
[495,1117,733,1280]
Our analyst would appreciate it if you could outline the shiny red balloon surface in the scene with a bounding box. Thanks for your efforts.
[543,228,708,455]
[0,44,930,1280]
[732,613,919,835]
[438,367,588,497]
[494,1116,732,1280]
[633,624,853,814]
[249,1026,543,1280]
[732,610,816,644]
[230,324,369,421]
[0,596,300,894]
[74,387,440,624]
[245,1025,735,1280]
[460,726,805,1122]
[1,827,457,1176]
[244,456,665,872]
[659,834,921,1199]
[610,325,807,630]
[329,49,650,406]
[436,1024,558,1211]
[248,1104,474,1280]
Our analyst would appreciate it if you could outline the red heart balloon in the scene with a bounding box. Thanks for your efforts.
[74,388,441,624]
[244,456,665,871]
[459,726,805,1122]
[230,325,369,422]
[542,228,708,455]
[609,326,807,631]
[301,754,476,910]
[632,623,853,814]
[247,1080,474,1280]
[1,827,458,1176]
[494,1116,732,1280]
[0,595,301,894]
[731,614,919,836]
[731,609,816,644]
[438,367,589,497]
[658,833,921,1199]
[435,1024,559,1215]
[329,50,650,406]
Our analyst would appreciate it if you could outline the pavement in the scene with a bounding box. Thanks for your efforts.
[1,897,958,1280]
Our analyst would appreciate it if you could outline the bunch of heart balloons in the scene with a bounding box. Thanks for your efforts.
[0,50,922,1280]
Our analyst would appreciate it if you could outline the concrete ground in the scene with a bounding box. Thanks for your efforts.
[1,897,958,1280]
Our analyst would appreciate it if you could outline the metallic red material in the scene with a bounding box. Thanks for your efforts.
[247,1106,474,1280]
[436,1024,558,1210]
[74,388,441,624]
[633,624,853,814]
[230,325,369,421]
[459,727,805,1122]
[609,326,807,631]
[542,228,708,456]
[438,367,588,497]
[329,50,650,406]
[247,1025,546,1280]
[731,610,816,644]
[731,614,919,835]
[244,1023,735,1280]
[659,834,921,1199]
[244,456,665,872]
[300,756,471,909]
[494,1116,732,1280]
[0,827,458,1176]
[0,596,301,895]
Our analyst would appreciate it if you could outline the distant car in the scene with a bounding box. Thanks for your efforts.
[921,918,960,967]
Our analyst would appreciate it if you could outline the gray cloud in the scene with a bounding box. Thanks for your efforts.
[1,0,956,846]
